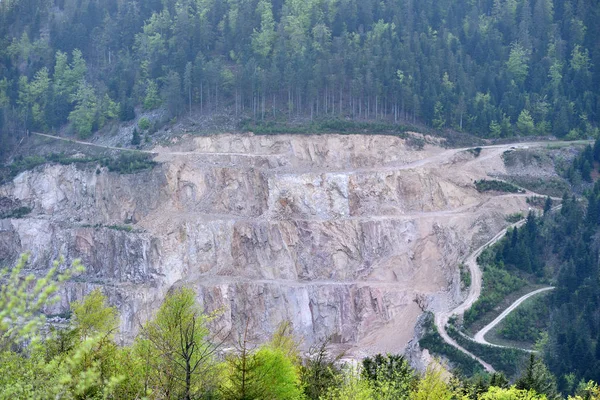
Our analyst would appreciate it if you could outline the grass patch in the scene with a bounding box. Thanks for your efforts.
[418,313,485,377]
[464,283,548,337]
[475,180,525,193]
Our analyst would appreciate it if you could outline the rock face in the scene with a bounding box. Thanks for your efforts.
[0,134,530,355]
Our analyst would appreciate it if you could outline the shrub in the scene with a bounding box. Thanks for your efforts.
[131,128,141,146]
[475,180,525,193]
[138,117,151,131]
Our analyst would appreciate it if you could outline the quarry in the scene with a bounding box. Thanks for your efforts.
[0,133,565,359]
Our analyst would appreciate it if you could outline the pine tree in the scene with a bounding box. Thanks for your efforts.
[131,128,141,146]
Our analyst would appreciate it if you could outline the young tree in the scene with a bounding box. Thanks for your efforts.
[137,287,221,400]
[0,254,83,351]
[516,355,559,400]
[222,321,304,400]
[184,62,193,114]
[68,81,98,138]
[410,366,453,400]
[361,354,415,400]
[300,338,342,399]
[321,367,373,400]
[131,127,141,145]
[144,80,161,110]
[506,43,530,86]
[517,110,535,135]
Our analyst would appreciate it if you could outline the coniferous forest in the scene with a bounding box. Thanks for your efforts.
[1,0,600,158]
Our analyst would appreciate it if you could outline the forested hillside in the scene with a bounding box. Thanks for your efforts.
[438,142,600,391]
[1,0,600,157]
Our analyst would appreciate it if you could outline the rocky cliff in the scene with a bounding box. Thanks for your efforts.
[0,133,531,355]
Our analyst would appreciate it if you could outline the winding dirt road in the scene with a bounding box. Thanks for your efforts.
[473,286,555,348]
[433,218,530,373]
[434,206,560,372]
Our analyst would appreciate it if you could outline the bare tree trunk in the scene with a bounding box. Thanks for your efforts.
[359,97,362,119]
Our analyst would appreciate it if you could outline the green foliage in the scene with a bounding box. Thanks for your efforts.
[497,295,550,343]
[361,354,415,400]
[515,355,560,400]
[1,0,599,148]
[475,180,525,193]
[320,368,373,400]
[464,265,527,328]
[447,325,529,378]
[241,119,412,136]
[517,110,535,136]
[418,313,485,377]
[459,263,472,289]
[0,254,83,351]
[479,386,548,399]
[68,81,98,138]
[119,100,136,122]
[300,339,342,399]
[221,322,304,400]
[563,142,598,185]
[71,288,119,341]
[410,366,453,400]
[506,43,530,86]
[144,80,161,110]
[131,127,141,146]
[137,287,221,399]
[138,117,151,131]
[101,152,157,174]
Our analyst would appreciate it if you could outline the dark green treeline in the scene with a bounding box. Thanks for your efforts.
[1,0,599,153]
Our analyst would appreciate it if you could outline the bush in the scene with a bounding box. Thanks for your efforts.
[475,180,525,193]
[138,117,151,131]
[101,152,157,174]
[505,212,524,223]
